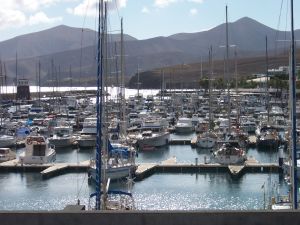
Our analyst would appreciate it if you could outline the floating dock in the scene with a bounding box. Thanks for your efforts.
[0,157,281,180]
[135,157,281,181]
[0,159,90,179]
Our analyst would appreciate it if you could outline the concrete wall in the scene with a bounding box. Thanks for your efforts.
[1,211,300,225]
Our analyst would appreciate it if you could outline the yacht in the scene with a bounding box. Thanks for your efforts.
[77,117,97,148]
[0,148,16,163]
[19,135,56,164]
[256,125,280,150]
[0,134,15,148]
[213,141,247,165]
[136,119,170,151]
[175,117,194,134]
[196,131,218,149]
[48,125,75,148]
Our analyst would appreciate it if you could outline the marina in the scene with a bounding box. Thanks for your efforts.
[0,2,300,224]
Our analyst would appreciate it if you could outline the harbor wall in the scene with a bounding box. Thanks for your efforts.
[0,211,300,225]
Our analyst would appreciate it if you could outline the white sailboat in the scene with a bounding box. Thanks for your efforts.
[196,46,218,149]
[88,3,135,210]
[212,6,246,164]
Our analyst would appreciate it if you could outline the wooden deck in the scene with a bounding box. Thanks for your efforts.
[0,157,281,180]
[134,157,282,181]
[0,159,90,178]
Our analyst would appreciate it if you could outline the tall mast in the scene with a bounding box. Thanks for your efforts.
[209,46,213,130]
[69,65,73,92]
[95,0,104,210]
[137,64,140,97]
[225,5,231,135]
[15,52,18,101]
[120,18,126,138]
[38,61,41,106]
[265,36,270,123]
[290,0,297,210]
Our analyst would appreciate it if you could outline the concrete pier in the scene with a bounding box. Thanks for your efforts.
[0,160,90,178]
[0,158,281,180]
[135,157,281,181]
[1,210,300,225]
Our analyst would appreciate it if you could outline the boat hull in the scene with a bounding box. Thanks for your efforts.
[19,148,56,164]
[89,165,137,181]
[137,132,170,150]
[0,135,15,148]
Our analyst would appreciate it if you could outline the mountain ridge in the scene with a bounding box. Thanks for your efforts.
[0,17,298,85]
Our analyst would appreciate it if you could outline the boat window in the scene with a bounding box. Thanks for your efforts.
[33,145,46,156]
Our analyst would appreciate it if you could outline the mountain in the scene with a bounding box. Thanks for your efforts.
[0,25,137,60]
[0,17,299,86]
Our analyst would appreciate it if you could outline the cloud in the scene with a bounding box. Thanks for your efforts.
[29,11,62,25]
[67,0,127,17]
[141,6,150,14]
[189,8,198,15]
[2,0,62,12]
[188,0,203,3]
[154,0,177,8]
[0,9,26,29]
[154,0,204,8]
[0,1,64,30]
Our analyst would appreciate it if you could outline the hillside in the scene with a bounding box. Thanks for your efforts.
[1,17,299,86]
[128,50,300,89]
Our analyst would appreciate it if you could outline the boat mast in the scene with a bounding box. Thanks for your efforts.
[38,61,41,107]
[209,46,213,131]
[225,5,231,135]
[95,0,104,211]
[290,0,297,210]
[265,36,270,123]
[120,18,126,139]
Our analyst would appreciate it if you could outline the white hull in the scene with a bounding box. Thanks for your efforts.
[19,148,56,164]
[0,135,15,148]
[0,148,16,163]
[89,164,136,181]
[213,154,246,165]
[77,135,96,148]
[197,137,216,148]
[49,137,74,148]
[138,132,170,148]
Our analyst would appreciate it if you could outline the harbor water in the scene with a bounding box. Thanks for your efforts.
[0,132,290,211]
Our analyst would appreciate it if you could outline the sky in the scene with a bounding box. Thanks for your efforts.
[0,0,299,42]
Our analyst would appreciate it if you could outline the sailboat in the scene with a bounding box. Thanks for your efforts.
[88,1,135,210]
[196,46,218,149]
[212,5,247,164]
[272,0,296,210]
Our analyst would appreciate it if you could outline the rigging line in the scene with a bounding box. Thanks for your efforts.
[76,0,92,202]
[284,0,289,54]
[274,0,284,57]
[114,0,121,21]
[77,172,88,200]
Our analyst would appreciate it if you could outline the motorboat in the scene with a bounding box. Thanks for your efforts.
[213,141,247,165]
[0,148,16,163]
[136,119,170,151]
[175,117,194,134]
[257,125,280,150]
[19,135,56,164]
[0,134,15,148]
[48,125,75,148]
[196,131,218,149]
[77,117,97,148]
